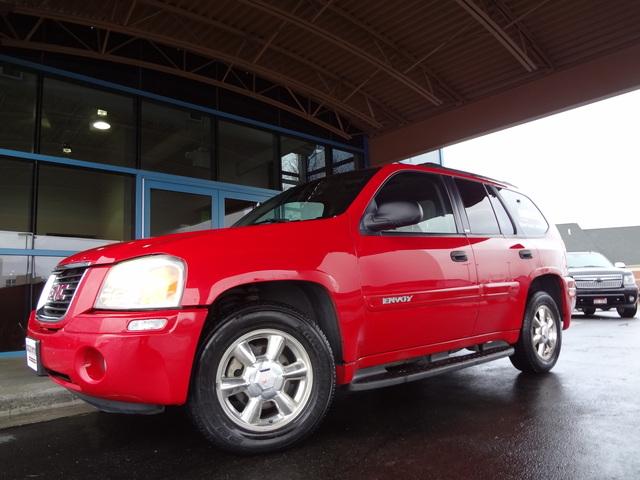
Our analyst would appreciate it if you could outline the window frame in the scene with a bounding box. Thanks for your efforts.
[448,178,510,238]
[360,170,465,237]
[496,188,550,238]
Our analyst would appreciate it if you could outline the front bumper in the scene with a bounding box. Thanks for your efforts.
[27,308,208,406]
[575,286,639,308]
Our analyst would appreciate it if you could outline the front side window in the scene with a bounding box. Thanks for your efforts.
[455,179,501,235]
[499,189,549,236]
[371,171,457,234]
[235,168,378,226]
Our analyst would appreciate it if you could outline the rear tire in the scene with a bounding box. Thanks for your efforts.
[188,303,335,454]
[510,291,562,374]
[582,307,596,316]
[617,305,637,318]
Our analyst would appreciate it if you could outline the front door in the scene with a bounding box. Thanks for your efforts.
[356,171,480,358]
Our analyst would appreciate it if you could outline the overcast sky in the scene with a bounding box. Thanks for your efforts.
[440,89,640,229]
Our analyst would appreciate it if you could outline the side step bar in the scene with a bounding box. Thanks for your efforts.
[348,346,514,391]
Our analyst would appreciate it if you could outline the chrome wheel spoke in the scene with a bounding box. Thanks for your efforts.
[537,342,546,357]
[240,396,263,424]
[216,328,315,433]
[282,360,308,380]
[533,334,542,345]
[233,341,256,367]
[265,334,285,362]
[273,392,296,416]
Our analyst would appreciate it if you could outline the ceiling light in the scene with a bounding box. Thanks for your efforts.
[92,120,111,130]
[92,108,111,130]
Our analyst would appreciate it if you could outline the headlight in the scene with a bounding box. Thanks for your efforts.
[623,273,637,286]
[95,255,185,310]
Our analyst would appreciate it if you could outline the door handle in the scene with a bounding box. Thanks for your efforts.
[450,250,468,262]
[519,249,534,260]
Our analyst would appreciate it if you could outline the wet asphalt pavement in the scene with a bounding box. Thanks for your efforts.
[1,312,639,480]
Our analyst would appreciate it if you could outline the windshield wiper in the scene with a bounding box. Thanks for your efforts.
[252,218,292,225]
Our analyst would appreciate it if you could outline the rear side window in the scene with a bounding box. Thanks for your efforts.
[455,179,500,235]
[499,189,549,236]
[372,171,457,234]
[487,186,515,235]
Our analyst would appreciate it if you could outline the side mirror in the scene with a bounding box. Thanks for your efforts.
[614,261,626,268]
[363,201,422,232]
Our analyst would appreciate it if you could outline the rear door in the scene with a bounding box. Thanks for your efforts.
[452,179,529,335]
[356,171,480,357]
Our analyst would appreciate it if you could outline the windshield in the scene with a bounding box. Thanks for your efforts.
[567,252,613,269]
[234,168,379,227]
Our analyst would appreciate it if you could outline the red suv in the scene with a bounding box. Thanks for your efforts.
[27,163,575,453]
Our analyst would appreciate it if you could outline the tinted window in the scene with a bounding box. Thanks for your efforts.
[0,63,37,152]
[280,136,325,189]
[455,179,500,235]
[487,186,515,235]
[0,157,33,248]
[332,149,360,175]
[35,164,134,250]
[499,189,549,236]
[373,172,457,234]
[41,78,135,167]
[235,168,378,226]
[218,121,275,189]
[141,101,212,179]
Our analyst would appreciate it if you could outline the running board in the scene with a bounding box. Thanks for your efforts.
[348,346,514,391]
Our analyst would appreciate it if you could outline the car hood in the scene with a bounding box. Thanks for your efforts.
[568,267,631,276]
[59,220,330,267]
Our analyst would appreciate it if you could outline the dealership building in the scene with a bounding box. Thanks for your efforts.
[1,1,640,353]
[0,52,367,352]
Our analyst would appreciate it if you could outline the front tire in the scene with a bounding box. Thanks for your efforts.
[582,307,596,316]
[188,304,335,454]
[510,291,562,374]
[617,305,638,318]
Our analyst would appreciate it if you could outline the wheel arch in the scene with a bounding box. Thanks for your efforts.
[527,273,569,328]
[199,280,345,366]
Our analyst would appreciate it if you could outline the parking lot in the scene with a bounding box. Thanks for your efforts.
[2,311,638,480]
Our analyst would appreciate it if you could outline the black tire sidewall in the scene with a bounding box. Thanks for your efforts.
[189,304,335,453]
[519,291,562,372]
[617,305,638,318]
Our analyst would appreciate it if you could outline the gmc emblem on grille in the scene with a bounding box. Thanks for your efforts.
[49,283,68,302]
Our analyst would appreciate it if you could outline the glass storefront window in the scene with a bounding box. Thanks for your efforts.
[141,101,212,179]
[332,149,360,175]
[149,189,212,236]
[0,157,33,249]
[35,164,134,250]
[0,255,30,351]
[218,121,275,189]
[224,198,258,227]
[40,78,135,167]
[0,63,37,152]
[280,136,326,187]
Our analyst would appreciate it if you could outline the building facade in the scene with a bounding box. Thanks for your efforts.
[0,53,365,352]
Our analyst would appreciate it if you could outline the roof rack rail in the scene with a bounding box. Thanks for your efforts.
[416,162,516,188]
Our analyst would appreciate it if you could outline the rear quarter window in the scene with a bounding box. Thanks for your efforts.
[499,189,549,236]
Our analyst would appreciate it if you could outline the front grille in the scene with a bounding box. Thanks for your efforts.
[574,274,623,290]
[37,266,88,321]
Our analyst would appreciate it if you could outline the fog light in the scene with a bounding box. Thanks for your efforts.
[76,347,106,383]
[630,296,636,302]
[127,318,168,331]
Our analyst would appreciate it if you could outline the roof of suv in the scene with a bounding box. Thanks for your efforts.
[381,162,516,189]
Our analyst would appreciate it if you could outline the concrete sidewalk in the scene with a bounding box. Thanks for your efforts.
[0,355,94,430]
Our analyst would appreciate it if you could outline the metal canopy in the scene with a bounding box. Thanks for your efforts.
[1,0,639,144]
